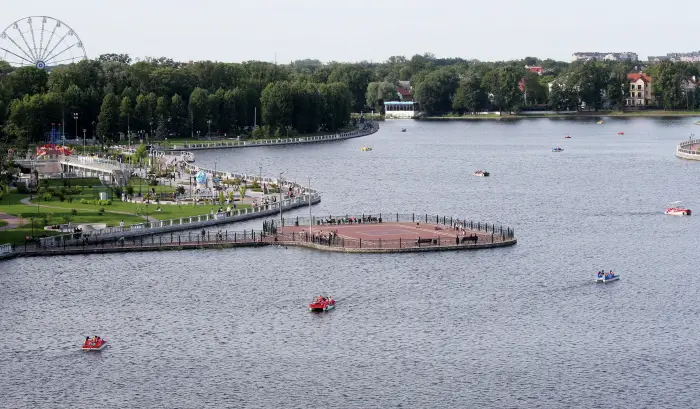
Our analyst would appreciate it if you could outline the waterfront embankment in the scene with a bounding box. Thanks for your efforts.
[5,213,517,257]
[676,138,700,160]
[420,110,700,120]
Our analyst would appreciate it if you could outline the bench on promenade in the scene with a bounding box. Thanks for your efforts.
[460,235,478,244]
[415,237,437,245]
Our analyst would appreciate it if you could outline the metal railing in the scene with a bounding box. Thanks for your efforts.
[676,139,700,157]
[0,243,12,255]
[165,124,378,150]
[272,213,515,237]
[16,229,269,255]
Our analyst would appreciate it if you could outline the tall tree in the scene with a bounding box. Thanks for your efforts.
[119,96,133,135]
[96,93,120,141]
[170,94,188,137]
[188,87,209,136]
[453,76,486,114]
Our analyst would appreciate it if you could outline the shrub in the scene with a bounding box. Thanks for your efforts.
[98,207,105,215]
[251,179,261,189]
[98,200,112,206]
[112,186,123,198]
[42,193,53,201]
[71,209,78,216]
[57,193,66,202]
[16,183,28,194]
[80,198,91,204]
[125,186,134,196]
[148,179,159,186]
[176,186,185,195]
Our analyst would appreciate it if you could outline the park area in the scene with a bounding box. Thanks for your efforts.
[0,177,252,246]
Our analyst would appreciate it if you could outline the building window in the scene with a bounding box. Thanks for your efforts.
[638,99,643,105]
[637,84,642,90]
[637,92,642,98]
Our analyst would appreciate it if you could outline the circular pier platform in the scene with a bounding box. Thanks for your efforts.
[272,214,516,253]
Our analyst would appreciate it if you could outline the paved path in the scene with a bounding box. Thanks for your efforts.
[0,211,26,231]
[19,197,158,222]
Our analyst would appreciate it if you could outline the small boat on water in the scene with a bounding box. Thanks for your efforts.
[361,146,372,151]
[564,135,572,139]
[595,274,620,284]
[309,296,335,312]
[82,338,108,351]
[401,128,406,132]
[665,201,692,216]
[695,121,700,125]
[597,120,604,124]
[552,147,564,152]
[617,131,625,135]
[473,170,490,177]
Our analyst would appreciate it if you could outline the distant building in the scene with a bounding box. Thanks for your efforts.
[572,52,638,62]
[648,51,700,62]
[384,101,417,119]
[626,73,654,106]
[395,86,413,101]
[525,65,544,75]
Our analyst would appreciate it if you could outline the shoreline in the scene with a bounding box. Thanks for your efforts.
[419,111,700,120]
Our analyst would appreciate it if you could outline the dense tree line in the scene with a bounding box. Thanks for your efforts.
[1,53,700,147]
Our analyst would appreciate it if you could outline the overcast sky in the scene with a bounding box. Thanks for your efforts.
[4,0,698,64]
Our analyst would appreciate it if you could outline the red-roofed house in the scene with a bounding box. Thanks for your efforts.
[626,72,654,106]
[396,86,413,101]
[525,65,544,75]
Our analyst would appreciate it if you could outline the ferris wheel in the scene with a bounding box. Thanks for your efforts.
[0,16,87,69]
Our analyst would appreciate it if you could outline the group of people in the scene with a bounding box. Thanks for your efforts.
[597,270,616,279]
[307,230,339,246]
[83,335,104,348]
[315,295,335,305]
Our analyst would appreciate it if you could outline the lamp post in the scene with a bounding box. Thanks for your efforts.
[207,119,212,137]
[82,128,86,154]
[197,130,200,139]
[308,176,312,239]
[73,113,78,145]
[279,171,284,227]
[149,121,153,144]
[127,113,131,149]
[30,216,34,237]
[91,121,96,148]
[259,166,262,184]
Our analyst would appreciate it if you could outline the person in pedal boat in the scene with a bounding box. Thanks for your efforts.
[84,336,91,347]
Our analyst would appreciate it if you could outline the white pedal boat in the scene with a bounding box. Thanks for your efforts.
[595,275,619,284]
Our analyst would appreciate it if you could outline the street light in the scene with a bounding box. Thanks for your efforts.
[149,121,153,143]
[259,166,262,184]
[207,119,212,137]
[308,176,312,239]
[279,171,285,227]
[73,113,78,145]
[82,128,86,154]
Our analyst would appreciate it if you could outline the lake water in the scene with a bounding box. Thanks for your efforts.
[2,117,700,408]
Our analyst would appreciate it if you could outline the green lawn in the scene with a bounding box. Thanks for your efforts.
[127,177,179,194]
[39,177,102,187]
[0,194,145,246]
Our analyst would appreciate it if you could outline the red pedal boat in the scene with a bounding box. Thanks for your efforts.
[82,337,108,351]
[665,201,692,216]
[309,296,335,312]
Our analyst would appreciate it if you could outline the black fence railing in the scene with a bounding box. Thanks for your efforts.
[268,231,514,249]
[266,213,515,239]
[15,229,269,255]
